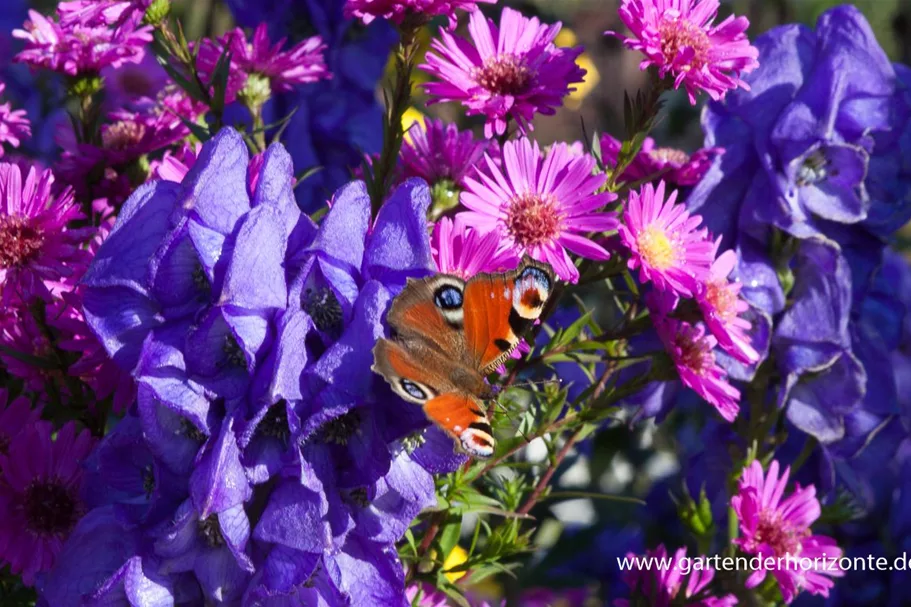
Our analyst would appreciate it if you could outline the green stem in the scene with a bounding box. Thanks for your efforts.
[369,21,423,217]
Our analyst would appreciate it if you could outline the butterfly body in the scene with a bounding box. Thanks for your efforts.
[373,258,555,458]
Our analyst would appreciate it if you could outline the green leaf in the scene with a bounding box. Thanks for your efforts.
[548,310,594,350]
[0,344,57,370]
[436,516,462,563]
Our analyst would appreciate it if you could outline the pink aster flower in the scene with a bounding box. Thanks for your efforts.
[0,83,31,156]
[608,0,759,103]
[13,8,152,76]
[459,138,619,282]
[57,0,152,28]
[0,421,94,585]
[654,317,740,421]
[0,163,93,304]
[600,133,721,187]
[197,24,328,104]
[151,141,201,183]
[345,0,494,28]
[0,390,42,456]
[618,180,713,297]
[695,240,759,365]
[400,118,495,188]
[432,216,517,278]
[421,7,587,138]
[406,583,450,607]
[616,544,738,607]
[732,459,844,603]
[101,51,169,112]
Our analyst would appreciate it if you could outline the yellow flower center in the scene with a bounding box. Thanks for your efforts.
[636,225,677,270]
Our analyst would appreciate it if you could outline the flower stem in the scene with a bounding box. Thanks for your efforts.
[516,428,582,515]
[369,20,423,217]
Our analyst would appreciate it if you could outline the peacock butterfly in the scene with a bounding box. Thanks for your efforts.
[372,258,556,458]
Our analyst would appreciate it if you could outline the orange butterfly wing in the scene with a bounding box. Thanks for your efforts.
[463,259,555,374]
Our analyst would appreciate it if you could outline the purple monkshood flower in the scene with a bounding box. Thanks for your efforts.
[71,127,449,606]
[0,162,94,305]
[400,117,494,189]
[197,23,329,104]
[0,421,95,586]
[688,5,898,247]
[616,544,738,606]
[13,8,152,76]
[421,7,586,138]
[732,460,844,603]
[0,82,30,155]
[608,0,758,104]
[459,137,618,282]
[600,133,721,187]
[345,0,495,28]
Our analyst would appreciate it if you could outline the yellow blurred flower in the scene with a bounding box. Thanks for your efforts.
[555,28,599,110]
[402,107,426,142]
[442,544,468,582]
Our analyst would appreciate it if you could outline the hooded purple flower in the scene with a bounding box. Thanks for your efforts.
[688,6,899,246]
[67,128,448,607]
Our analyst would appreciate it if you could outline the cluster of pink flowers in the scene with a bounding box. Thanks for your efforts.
[13,6,152,76]
[421,7,586,138]
[732,460,844,602]
[609,0,759,103]
[345,0,495,27]
[619,181,758,421]
[0,84,30,157]
[196,23,329,104]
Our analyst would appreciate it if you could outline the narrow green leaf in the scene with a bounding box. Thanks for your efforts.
[540,491,645,505]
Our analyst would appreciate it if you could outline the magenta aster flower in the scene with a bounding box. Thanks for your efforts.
[0,163,93,304]
[344,0,494,28]
[432,216,517,278]
[13,8,152,76]
[197,24,328,103]
[618,180,713,297]
[732,459,844,603]
[600,133,721,187]
[0,83,31,157]
[695,240,759,365]
[654,317,740,421]
[0,390,41,456]
[400,118,494,188]
[0,421,94,585]
[459,138,618,282]
[421,7,587,137]
[608,0,759,103]
[616,544,738,607]
[57,0,152,28]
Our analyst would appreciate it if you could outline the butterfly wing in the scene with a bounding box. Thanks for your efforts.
[384,275,470,361]
[373,339,494,458]
[463,258,555,375]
